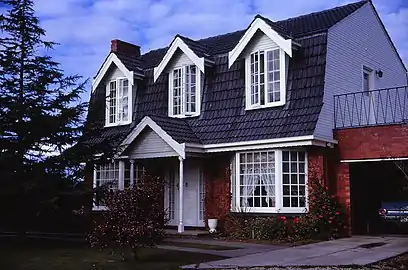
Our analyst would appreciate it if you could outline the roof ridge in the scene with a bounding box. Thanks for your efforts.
[278,0,367,23]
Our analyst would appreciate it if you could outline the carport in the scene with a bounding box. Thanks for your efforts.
[349,160,408,235]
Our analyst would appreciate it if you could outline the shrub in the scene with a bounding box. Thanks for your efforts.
[88,174,168,260]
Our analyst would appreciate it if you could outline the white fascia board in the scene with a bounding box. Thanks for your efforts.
[153,37,205,82]
[92,53,134,92]
[228,18,293,68]
[117,116,185,159]
[185,136,337,153]
[341,157,408,163]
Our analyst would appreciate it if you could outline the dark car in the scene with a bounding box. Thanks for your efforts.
[379,201,408,223]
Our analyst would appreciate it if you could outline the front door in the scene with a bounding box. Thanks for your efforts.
[363,67,376,124]
[165,160,205,227]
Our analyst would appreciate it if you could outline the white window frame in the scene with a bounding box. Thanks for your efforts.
[232,149,308,214]
[245,48,286,110]
[168,65,201,118]
[93,160,145,211]
[105,77,132,127]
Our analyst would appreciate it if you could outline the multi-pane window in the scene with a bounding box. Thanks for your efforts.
[232,150,307,213]
[247,48,284,108]
[238,151,276,209]
[169,65,199,117]
[282,151,307,208]
[106,78,131,125]
[94,161,145,208]
[95,162,119,192]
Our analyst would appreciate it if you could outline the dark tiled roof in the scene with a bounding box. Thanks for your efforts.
[149,115,201,144]
[115,52,144,72]
[177,35,211,58]
[85,1,367,147]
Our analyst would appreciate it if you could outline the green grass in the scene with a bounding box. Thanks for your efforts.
[0,238,226,270]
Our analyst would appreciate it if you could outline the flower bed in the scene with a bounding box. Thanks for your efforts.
[222,176,347,243]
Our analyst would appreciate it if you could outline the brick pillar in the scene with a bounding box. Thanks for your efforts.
[308,148,325,182]
[336,162,351,235]
[203,156,231,227]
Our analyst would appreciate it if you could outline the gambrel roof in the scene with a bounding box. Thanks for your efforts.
[82,0,368,147]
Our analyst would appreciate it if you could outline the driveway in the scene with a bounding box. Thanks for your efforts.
[183,236,408,269]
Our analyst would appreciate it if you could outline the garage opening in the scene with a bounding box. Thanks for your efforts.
[350,160,408,235]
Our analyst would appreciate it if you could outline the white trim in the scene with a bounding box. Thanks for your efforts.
[232,149,308,214]
[168,65,201,118]
[228,18,293,68]
[185,136,338,153]
[341,157,408,163]
[154,37,205,82]
[92,53,134,92]
[105,77,133,127]
[118,116,186,159]
[245,48,287,110]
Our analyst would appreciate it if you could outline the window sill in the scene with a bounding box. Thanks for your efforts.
[245,102,285,111]
[169,113,200,119]
[230,207,308,214]
[104,121,132,128]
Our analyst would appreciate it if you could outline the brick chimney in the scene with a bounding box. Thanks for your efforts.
[111,39,140,57]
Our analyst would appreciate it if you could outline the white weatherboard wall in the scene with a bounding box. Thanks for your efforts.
[167,49,194,70]
[315,2,407,140]
[127,127,178,159]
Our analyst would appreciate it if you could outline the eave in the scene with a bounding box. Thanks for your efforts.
[153,37,207,82]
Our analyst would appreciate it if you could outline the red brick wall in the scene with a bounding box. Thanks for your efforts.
[308,147,326,183]
[334,124,408,160]
[203,155,231,225]
[335,162,351,234]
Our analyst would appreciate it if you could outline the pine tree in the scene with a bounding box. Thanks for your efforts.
[0,0,87,232]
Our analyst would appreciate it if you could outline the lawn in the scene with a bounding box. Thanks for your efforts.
[0,238,226,270]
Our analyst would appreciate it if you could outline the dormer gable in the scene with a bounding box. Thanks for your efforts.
[92,40,144,92]
[228,16,296,68]
[153,35,212,82]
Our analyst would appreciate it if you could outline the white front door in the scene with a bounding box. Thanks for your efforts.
[165,160,205,227]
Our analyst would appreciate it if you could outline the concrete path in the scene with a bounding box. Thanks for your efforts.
[159,238,284,258]
[183,236,408,269]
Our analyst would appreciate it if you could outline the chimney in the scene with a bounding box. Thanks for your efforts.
[111,39,140,57]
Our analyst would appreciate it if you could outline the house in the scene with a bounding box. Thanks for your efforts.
[83,0,408,234]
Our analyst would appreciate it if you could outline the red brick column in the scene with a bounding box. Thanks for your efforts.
[336,162,351,235]
[203,156,231,227]
[308,147,325,182]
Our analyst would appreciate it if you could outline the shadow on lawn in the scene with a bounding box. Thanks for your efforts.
[0,237,226,270]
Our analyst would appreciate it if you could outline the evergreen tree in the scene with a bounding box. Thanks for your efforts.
[0,0,87,232]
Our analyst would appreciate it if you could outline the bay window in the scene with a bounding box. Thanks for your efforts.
[246,48,286,109]
[169,65,200,117]
[231,150,307,213]
[106,77,131,126]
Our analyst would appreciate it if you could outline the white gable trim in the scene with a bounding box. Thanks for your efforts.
[153,37,205,82]
[118,116,186,159]
[228,18,293,68]
[92,53,134,92]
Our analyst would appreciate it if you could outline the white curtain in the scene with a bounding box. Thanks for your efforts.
[261,166,275,206]
[241,169,257,207]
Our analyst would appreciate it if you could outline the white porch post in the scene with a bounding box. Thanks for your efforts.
[118,160,125,190]
[178,156,184,233]
[129,159,135,187]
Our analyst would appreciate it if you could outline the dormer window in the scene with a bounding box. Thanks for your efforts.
[106,77,132,126]
[246,48,286,109]
[168,65,201,117]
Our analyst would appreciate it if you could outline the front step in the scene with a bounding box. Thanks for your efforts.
[165,229,209,238]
